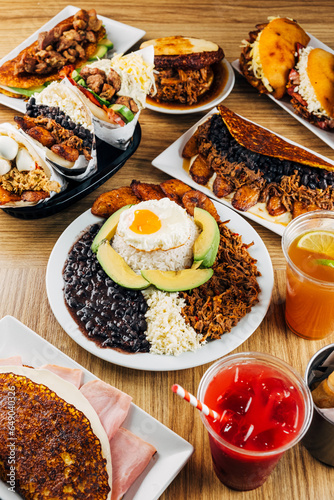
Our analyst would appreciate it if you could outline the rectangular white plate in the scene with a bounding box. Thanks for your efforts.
[0,315,193,500]
[151,107,334,236]
[232,32,334,150]
[0,5,146,113]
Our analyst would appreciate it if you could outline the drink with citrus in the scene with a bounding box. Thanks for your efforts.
[197,353,313,491]
[282,212,334,340]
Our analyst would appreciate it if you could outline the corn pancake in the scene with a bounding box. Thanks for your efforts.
[218,104,334,171]
[0,366,112,499]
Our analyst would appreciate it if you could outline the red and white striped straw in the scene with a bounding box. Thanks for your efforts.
[172,384,220,420]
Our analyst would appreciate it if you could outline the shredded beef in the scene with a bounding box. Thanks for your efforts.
[180,221,260,341]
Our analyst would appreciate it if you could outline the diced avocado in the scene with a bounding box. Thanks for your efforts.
[72,69,81,80]
[89,44,108,61]
[140,268,213,292]
[91,204,133,253]
[97,241,150,290]
[100,38,114,49]
[8,84,47,97]
[111,104,135,123]
[193,207,220,268]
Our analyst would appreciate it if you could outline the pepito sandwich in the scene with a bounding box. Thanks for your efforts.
[14,81,94,170]
[0,126,61,206]
[287,46,334,130]
[140,36,224,105]
[240,17,310,99]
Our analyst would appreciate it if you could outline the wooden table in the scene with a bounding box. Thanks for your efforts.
[0,1,334,498]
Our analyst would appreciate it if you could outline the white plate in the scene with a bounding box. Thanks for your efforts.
[0,315,193,500]
[46,202,273,371]
[0,5,146,114]
[152,107,334,236]
[145,59,235,115]
[232,32,334,150]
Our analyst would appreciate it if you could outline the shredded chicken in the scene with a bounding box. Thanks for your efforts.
[1,167,60,195]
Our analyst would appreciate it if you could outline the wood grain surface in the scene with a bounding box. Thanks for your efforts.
[0,1,334,499]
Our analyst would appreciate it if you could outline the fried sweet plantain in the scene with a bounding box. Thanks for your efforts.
[213,174,234,197]
[91,186,140,218]
[189,154,213,185]
[182,135,199,158]
[266,195,287,217]
[130,180,165,200]
[232,182,264,212]
[292,200,322,219]
[160,178,191,204]
[182,189,220,221]
[0,185,21,205]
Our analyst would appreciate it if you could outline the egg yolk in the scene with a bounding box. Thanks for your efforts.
[129,209,162,234]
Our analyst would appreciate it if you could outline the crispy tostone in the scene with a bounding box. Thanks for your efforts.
[0,372,110,499]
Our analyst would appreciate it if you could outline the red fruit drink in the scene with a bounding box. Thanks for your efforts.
[198,353,313,491]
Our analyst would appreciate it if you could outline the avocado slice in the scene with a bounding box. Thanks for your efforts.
[91,204,132,253]
[7,84,48,97]
[111,104,135,123]
[97,241,150,290]
[100,38,114,49]
[141,268,213,292]
[193,207,220,268]
[89,44,108,61]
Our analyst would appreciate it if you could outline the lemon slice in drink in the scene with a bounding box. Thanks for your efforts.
[297,231,334,258]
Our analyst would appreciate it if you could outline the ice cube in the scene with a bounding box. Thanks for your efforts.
[260,377,290,406]
[271,397,299,432]
[251,429,278,450]
[217,387,254,415]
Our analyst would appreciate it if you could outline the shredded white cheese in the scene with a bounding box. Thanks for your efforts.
[88,53,156,109]
[294,46,329,118]
[245,31,273,92]
[142,288,204,356]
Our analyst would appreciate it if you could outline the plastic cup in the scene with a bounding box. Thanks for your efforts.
[282,211,334,340]
[197,352,313,491]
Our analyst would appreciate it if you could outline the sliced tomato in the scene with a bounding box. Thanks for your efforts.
[102,105,125,127]
[59,65,75,79]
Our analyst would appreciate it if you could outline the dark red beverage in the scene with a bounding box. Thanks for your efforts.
[198,353,312,491]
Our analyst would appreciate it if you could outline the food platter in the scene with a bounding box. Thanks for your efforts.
[145,60,235,115]
[151,108,334,236]
[0,5,146,114]
[1,124,141,219]
[232,32,334,150]
[0,315,194,500]
[46,199,273,371]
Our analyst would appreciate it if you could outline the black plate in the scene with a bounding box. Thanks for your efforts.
[1,123,141,219]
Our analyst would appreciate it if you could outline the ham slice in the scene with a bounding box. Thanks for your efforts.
[109,427,156,500]
[0,356,23,366]
[39,364,84,389]
[80,379,132,440]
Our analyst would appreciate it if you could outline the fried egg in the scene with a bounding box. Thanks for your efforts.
[116,198,194,251]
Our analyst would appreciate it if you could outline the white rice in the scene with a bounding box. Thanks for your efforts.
[112,217,200,272]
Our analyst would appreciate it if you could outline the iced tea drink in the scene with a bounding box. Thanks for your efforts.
[282,211,334,339]
[197,353,312,491]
